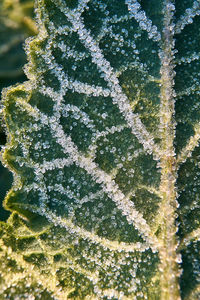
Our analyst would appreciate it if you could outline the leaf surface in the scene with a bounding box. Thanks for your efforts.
[1,0,200,299]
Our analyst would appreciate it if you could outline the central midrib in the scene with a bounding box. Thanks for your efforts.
[158,1,181,299]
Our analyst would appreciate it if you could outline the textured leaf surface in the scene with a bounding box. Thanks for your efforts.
[1,0,200,299]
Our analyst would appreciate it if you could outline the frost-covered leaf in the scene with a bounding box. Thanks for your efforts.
[1,0,200,299]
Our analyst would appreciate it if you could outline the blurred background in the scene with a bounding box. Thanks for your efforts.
[0,0,37,220]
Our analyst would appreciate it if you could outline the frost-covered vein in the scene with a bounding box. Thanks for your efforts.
[57,42,89,61]
[61,103,96,130]
[55,27,157,83]
[8,102,149,238]
[47,185,104,208]
[35,157,73,172]
[35,104,152,245]
[38,240,101,288]
[96,14,130,42]
[52,4,160,159]
[176,52,200,65]
[0,269,27,294]
[88,124,129,159]
[70,28,160,158]
[102,289,130,299]
[38,48,110,98]
[134,185,162,198]
[97,17,140,54]
[40,88,131,160]
[58,261,99,288]
[125,0,161,42]
[76,0,91,14]
[0,240,67,300]
[116,61,157,81]
[157,2,181,299]
[96,12,150,44]
[179,228,200,249]
[175,1,200,34]
[177,123,200,165]
[40,85,104,135]
[48,119,157,250]
[21,199,149,253]
[43,0,160,158]
[11,97,40,120]
[176,83,200,99]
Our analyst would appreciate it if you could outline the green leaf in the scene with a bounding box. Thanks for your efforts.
[1,0,200,299]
